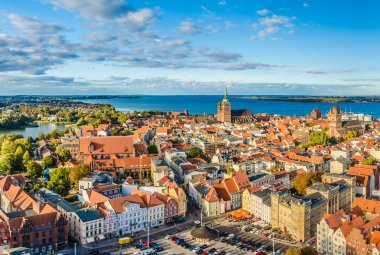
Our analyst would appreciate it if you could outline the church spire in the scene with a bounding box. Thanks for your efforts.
[222,86,230,103]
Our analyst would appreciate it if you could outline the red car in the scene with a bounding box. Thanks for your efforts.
[170,236,179,241]
[256,252,266,255]
[199,252,208,255]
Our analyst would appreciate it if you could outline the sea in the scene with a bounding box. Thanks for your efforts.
[79,96,380,119]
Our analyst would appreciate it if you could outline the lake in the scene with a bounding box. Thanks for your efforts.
[0,123,66,138]
[79,95,380,119]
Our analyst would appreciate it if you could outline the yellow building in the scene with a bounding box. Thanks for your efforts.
[202,187,220,217]
[271,191,327,242]
[151,157,170,187]
[164,181,187,216]
[242,189,252,213]
[321,173,355,211]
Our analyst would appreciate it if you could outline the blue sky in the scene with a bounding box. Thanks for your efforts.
[0,0,379,95]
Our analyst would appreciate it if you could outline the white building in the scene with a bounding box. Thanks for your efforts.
[317,210,363,255]
[105,195,148,235]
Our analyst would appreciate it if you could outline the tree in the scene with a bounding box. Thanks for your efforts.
[188,146,205,159]
[1,140,16,155]
[69,164,90,184]
[285,248,302,255]
[344,130,358,141]
[37,132,45,141]
[33,183,44,191]
[46,167,71,196]
[56,147,71,162]
[285,247,318,255]
[309,130,330,146]
[23,151,30,162]
[15,146,24,156]
[293,171,324,195]
[0,154,24,175]
[26,161,43,180]
[300,247,318,255]
[42,155,57,169]
[363,157,377,165]
[147,144,158,154]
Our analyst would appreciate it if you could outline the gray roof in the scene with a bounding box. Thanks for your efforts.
[76,209,103,222]
[307,182,339,193]
[152,157,168,167]
[37,188,77,212]
[249,173,268,182]
[251,188,272,199]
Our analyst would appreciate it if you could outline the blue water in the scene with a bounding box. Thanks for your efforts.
[0,123,66,138]
[79,96,380,118]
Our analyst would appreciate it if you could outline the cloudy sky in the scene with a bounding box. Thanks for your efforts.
[0,0,380,95]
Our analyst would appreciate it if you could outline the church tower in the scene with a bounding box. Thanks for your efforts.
[217,86,231,122]
[328,104,343,137]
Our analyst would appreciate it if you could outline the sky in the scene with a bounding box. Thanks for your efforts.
[0,0,380,95]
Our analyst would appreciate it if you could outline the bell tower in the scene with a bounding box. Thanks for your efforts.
[217,86,231,122]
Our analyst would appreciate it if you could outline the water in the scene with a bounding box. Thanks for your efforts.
[0,123,66,138]
[79,96,380,118]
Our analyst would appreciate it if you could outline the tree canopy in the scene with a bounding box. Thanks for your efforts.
[147,144,158,154]
[69,164,90,184]
[46,167,71,196]
[42,155,57,169]
[292,171,324,195]
[309,130,330,146]
[56,147,71,162]
[188,146,205,159]
[363,157,377,165]
[26,161,43,180]
[285,247,318,255]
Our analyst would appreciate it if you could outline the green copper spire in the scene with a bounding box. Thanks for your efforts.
[222,86,229,103]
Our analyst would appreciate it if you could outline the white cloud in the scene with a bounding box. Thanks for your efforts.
[218,0,227,6]
[257,9,271,16]
[44,0,131,20]
[115,8,155,31]
[251,13,296,40]
[178,21,200,34]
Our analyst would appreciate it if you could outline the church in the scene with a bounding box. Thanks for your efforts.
[217,87,253,123]
[327,104,364,138]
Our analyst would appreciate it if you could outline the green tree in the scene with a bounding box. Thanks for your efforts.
[343,130,358,141]
[42,155,57,169]
[26,161,43,180]
[37,132,45,141]
[309,130,330,146]
[363,157,377,165]
[56,147,71,162]
[69,164,90,184]
[188,146,205,159]
[147,144,158,154]
[23,151,30,162]
[285,248,302,255]
[15,146,24,156]
[0,154,24,175]
[293,171,324,195]
[46,167,71,196]
[1,140,16,155]
[33,183,44,191]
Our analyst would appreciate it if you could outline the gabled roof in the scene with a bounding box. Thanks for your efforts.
[80,136,135,155]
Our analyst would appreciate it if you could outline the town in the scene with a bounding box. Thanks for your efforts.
[0,89,378,255]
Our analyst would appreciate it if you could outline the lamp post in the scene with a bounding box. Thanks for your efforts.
[74,243,76,255]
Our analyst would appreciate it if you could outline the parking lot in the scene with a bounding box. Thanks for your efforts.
[114,221,294,255]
